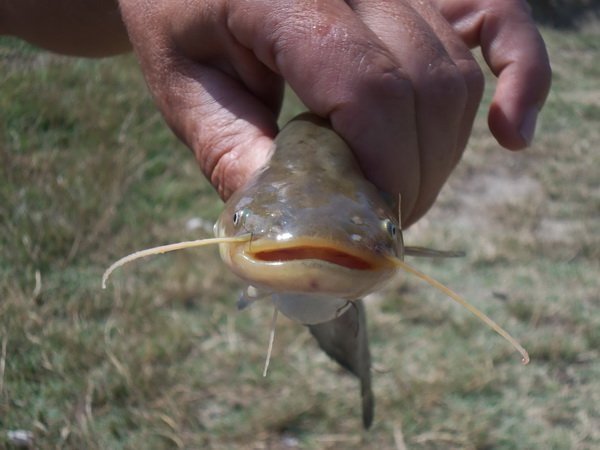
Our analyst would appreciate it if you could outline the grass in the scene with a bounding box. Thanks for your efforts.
[1,18,599,450]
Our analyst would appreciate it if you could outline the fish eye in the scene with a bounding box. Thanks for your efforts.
[233,208,250,227]
[383,219,397,238]
[232,212,241,226]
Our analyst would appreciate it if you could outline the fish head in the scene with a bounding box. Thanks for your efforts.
[215,113,403,303]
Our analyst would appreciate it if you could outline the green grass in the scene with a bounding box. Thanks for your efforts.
[1,19,599,449]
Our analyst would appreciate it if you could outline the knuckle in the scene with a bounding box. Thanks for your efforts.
[343,42,416,100]
[200,128,271,200]
[422,62,468,109]
[353,55,415,105]
[191,121,238,196]
[210,148,241,199]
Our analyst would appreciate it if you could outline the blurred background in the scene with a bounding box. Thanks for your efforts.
[1,2,598,449]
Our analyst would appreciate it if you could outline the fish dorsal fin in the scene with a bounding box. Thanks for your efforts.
[398,193,402,229]
[404,247,465,258]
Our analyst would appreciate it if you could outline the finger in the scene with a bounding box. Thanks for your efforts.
[483,9,551,150]
[347,0,478,225]
[119,0,283,199]
[154,58,282,199]
[435,0,551,150]
[400,0,484,223]
[228,0,421,218]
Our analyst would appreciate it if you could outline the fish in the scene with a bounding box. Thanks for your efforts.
[214,113,404,323]
[102,113,529,429]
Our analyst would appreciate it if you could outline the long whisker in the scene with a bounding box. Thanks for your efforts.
[263,307,279,377]
[102,234,252,289]
[389,257,530,365]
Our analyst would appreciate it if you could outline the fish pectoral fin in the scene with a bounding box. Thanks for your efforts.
[237,285,271,310]
[307,300,374,429]
[404,246,465,258]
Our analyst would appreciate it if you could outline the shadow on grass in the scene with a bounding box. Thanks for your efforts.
[529,0,600,28]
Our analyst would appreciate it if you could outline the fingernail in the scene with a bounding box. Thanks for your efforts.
[520,108,539,147]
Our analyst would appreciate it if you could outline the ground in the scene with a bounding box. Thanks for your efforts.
[1,17,599,450]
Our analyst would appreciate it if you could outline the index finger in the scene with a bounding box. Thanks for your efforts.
[436,0,551,149]
[228,0,421,209]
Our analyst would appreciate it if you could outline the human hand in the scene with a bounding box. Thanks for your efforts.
[118,0,550,227]
[433,0,551,149]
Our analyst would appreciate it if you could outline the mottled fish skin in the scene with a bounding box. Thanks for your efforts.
[216,113,405,429]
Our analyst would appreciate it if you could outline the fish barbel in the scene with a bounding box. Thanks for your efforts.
[102,113,529,429]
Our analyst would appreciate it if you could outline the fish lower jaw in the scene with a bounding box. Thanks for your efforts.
[227,252,396,299]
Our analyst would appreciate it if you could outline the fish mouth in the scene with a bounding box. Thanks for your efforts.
[222,236,397,298]
[253,246,372,270]
[242,238,391,271]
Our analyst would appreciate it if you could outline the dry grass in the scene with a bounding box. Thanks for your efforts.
[1,19,599,450]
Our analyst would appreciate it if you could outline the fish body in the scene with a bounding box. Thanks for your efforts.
[215,113,403,428]
[215,113,403,323]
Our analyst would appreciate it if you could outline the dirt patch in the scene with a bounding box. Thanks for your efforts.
[408,149,545,241]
